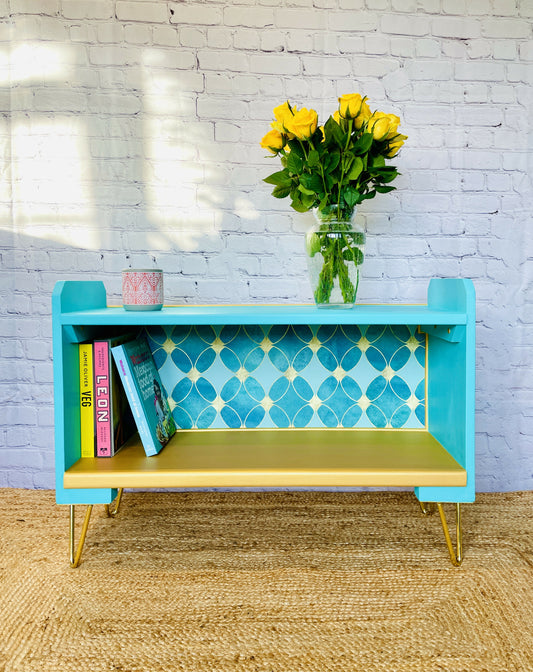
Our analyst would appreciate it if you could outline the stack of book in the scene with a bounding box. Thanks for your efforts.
[78,334,176,458]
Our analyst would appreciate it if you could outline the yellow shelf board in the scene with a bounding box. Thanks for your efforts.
[64,429,466,490]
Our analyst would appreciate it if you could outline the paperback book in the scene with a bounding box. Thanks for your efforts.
[93,334,137,457]
[112,336,176,457]
[78,342,95,458]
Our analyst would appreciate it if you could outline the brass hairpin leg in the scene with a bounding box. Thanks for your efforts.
[105,488,124,518]
[419,501,435,516]
[70,491,124,567]
[437,503,463,567]
[69,504,93,568]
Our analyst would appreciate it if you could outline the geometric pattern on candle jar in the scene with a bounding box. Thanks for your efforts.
[145,324,426,430]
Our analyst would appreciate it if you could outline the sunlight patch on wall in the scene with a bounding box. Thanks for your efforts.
[233,196,260,221]
[4,41,99,248]
[0,42,69,86]
[10,118,97,248]
[142,53,221,251]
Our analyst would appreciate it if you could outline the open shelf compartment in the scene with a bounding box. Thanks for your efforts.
[54,278,475,506]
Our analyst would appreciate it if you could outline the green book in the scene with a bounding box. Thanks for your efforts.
[112,336,176,457]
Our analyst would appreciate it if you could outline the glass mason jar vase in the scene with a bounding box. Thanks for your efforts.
[305,208,365,308]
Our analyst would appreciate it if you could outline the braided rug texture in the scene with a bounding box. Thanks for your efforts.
[0,489,532,672]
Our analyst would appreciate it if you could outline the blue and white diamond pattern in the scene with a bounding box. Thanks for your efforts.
[145,324,425,430]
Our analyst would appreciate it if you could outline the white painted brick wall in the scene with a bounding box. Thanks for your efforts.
[1,0,532,493]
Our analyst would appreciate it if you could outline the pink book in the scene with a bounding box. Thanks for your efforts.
[94,341,112,457]
[93,335,136,457]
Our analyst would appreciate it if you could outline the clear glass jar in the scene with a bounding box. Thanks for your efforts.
[305,208,365,308]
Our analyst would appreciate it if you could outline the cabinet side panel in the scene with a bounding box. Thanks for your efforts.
[52,280,107,313]
[416,279,475,503]
[53,281,115,505]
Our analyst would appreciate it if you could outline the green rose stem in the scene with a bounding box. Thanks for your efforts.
[337,119,353,219]
[297,138,309,160]
[298,137,330,201]
[314,228,358,305]
[306,138,330,204]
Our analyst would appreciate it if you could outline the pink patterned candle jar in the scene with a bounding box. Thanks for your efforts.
[122,269,164,311]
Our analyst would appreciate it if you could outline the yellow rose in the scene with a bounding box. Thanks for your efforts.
[332,110,349,132]
[353,100,372,129]
[260,129,285,154]
[338,93,371,128]
[385,134,407,157]
[367,112,401,141]
[273,101,296,132]
[384,114,401,138]
[285,107,318,140]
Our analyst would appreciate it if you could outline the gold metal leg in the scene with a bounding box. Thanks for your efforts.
[105,488,124,518]
[69,491,124,567]
[69,504,93,568]
[437,503,463,567]
[419,501,435,516]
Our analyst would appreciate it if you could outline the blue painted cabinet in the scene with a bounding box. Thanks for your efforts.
[52,279,475,506]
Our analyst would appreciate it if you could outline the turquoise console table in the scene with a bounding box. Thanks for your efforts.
[52,278,475,567]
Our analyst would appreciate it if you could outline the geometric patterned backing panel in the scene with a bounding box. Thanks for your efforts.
[145,324,426,430]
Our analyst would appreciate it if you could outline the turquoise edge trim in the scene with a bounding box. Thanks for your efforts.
[60,304,468,327]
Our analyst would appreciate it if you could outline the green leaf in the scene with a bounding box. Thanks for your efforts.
[318,195,329,210]
[306,232,321,257]
[324,172,335,191]
[347,156,364,181]
[371,165,397,175]
[348,231,365,245]
[272,184,291,199]
[371,154,386,168]
[312,127,324,144]
[376,170,398,184]
[287,152,304,174]
[343,186,360,209]
[300,172,323,193]
[353,133,373,155]
[301,192,316,208]
[263,170,292,186]
[343,248,364,265]
[286,139,305,158]
[324,116,346,148]
[290,196,310,213]
[298,184,315,196]
[307,150,320,167]
[324,150,340,173]
[375,185,396,193]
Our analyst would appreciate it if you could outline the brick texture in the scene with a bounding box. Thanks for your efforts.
[1,1,532,492]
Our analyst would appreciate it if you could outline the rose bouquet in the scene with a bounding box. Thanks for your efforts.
[261,94,406,305]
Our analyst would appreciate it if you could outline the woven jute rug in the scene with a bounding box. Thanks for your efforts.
[0,489,531,672]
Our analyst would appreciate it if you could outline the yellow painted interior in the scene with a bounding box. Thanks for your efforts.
[64,429,466,490]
